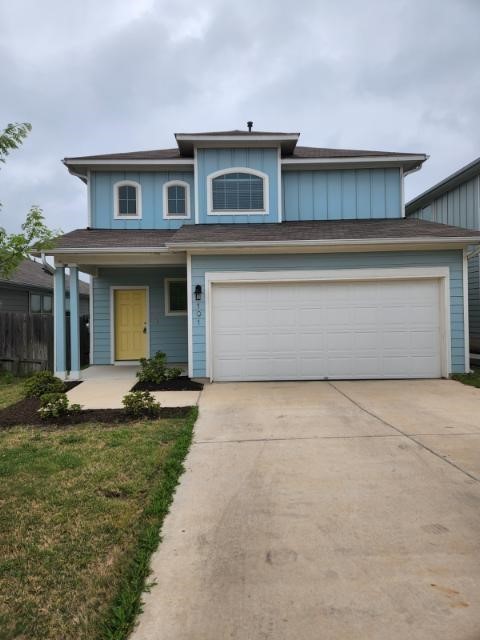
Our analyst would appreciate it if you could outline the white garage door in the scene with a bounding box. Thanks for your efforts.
[211,279,443,381]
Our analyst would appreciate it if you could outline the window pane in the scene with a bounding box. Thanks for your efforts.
[168,281,187,313]
[30,294,41,313]
[117,184,137,216]
[167,185,186,216]
[42,295,52,312]
[212,173,264,211]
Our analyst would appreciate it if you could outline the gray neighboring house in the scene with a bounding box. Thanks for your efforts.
[406,158,480,353]
[0,258,89,315]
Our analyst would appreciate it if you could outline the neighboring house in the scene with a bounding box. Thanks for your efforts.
[0,258,89,315]
[406,158,480,353]
[40,126,480,381]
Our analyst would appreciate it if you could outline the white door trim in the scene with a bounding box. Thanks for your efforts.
[110,286,150,365]
[204,267,452,381]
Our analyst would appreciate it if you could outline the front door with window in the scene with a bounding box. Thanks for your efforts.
[114,289,147,361]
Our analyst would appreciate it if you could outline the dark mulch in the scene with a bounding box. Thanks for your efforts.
[132,376,204,392]
[64,381,82,392]
[0,396,192,429]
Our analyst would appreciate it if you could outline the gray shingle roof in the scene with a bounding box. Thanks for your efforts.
[167,219,480,245]
[49,219,480,253]
[53,228,176,250]
[64,144,422,163]
[0,258,89,294]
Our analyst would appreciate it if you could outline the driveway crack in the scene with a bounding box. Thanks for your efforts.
[328,381,480,483]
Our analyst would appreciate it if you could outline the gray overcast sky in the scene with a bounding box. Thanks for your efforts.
[1,0,479,234]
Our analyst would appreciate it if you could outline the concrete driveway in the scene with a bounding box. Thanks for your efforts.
[131,380,480,640]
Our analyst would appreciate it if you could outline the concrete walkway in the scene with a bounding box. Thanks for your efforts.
[131,379,480,640]
[66,365,201,409]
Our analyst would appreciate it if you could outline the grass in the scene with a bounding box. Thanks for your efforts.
[452,366,480,389]
[0,374,25,409]
[0,378,197,640]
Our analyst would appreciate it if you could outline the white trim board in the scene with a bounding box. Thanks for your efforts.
[109,286,150,364]
[203,267,452,381]
[187,253,193,377]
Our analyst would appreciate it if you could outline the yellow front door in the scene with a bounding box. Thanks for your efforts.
[114,289,147,360]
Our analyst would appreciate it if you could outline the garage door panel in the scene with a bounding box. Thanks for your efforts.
[211,279,443,381]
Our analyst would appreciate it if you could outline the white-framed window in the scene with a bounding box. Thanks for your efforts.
[207,167,269,215]
[113,180,142,219]
[163,180,191,219]
[30,293,52,313]
[164,278,187,316]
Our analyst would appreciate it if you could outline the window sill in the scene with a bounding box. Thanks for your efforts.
[207,210,268,216]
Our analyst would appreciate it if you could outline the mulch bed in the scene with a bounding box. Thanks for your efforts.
[0,397,192,429]
[131,376,204,392]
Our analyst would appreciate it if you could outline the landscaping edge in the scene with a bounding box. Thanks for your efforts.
[100,406,198,640]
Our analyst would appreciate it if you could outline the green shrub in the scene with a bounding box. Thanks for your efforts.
[122,391,161,418]
[0,371,14,384]
[137,351,182,384]
[24,371,64,398]
[38,392,82,420]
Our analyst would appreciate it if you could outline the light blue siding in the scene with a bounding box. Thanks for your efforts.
[410,176,479,230]
[92,267,187,364]
[191,250,465,377]
[282,168,402,220]
[196,148,279,223]
[410,176,479,350]
[91,171,194,229]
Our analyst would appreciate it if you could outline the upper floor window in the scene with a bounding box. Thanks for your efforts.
[114,180,142,219]
[163,180,191,219]
[207,168,269,215]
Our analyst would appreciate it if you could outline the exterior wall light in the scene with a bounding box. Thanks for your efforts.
[194,284,202,301]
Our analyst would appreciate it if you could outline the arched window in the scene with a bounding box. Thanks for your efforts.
[207,168,268,215]
[114,181,142,219]
[163,180,191,219]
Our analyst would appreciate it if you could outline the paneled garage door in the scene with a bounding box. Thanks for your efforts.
[211,279,443,381]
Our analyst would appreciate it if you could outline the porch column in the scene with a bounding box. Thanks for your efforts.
[54,266,67,379]
[69,266,81,380]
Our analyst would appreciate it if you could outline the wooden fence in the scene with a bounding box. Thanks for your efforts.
[0,312,89,375]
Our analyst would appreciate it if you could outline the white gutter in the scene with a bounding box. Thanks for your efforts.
[39,246,171,255]
[175,134,299,143]
[282,154,426,166]
[63,158,194,166]
[166,236,480,251]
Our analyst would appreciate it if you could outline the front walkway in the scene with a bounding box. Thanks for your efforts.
[66,365,200,409]
[131,380,480,640]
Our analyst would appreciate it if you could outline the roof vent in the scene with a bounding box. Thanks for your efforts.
[247,121,253,132]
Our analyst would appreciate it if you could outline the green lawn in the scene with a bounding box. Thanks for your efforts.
[0,382,196,640]
[452,367,480,389]
[0,374,25,409]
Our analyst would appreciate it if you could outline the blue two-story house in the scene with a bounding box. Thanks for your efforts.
[44,126,480,381]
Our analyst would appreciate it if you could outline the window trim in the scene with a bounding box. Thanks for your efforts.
[162,180,191,219]
[164,278,188,316]
[113,180,142,219]
[207,167,269,216]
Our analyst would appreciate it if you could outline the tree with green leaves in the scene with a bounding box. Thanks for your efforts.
[0,123,59,277]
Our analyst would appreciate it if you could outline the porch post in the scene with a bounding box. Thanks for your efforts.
[69,266,81,380]
[54,266,67,379]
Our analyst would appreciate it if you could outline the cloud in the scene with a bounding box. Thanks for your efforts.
[0,0,479,232]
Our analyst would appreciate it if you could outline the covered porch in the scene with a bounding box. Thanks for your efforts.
[49,231,188,380]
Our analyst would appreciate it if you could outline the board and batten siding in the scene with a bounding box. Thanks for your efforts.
[190,250,465,377]
[90,171,195,229]
[409,175,480,351]
[282,168,402,221]
[92,267,188,364]
[409,176,479,229]
[196,148,279,223]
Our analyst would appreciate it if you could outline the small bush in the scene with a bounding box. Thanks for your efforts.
[24,371,64,398]
[38,392,82,420]
[137,352,182,384]
[122,391,161,418]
